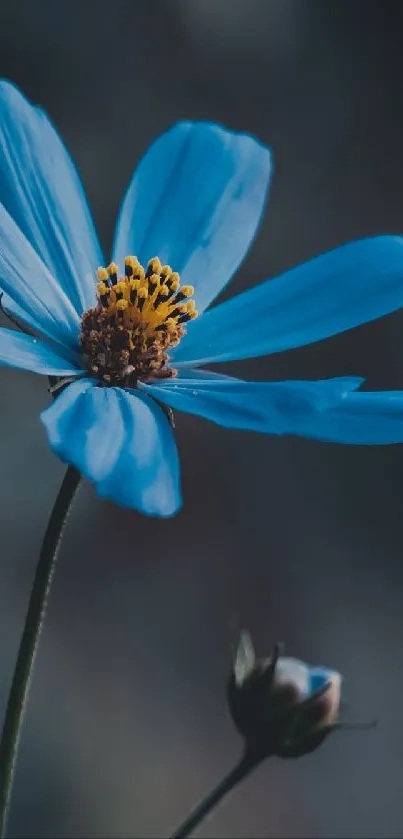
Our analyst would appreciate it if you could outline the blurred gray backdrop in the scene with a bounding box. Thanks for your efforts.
[1,1,403,836]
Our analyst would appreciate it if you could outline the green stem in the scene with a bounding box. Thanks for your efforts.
[169,749,265,839]
[0,466,81,837]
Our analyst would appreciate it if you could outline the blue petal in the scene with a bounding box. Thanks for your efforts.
[0,327,84,375]
[309,667,335,694]
[171,236,403,366]
[0,81,102,316]
[174,367,237,382]
[112,121,272,314]
[41,380,182,516]
[0,202,81,347]
[139,376,363,434]
[290,389,403,444]
[0,297,46,336]
[275,658,311,698]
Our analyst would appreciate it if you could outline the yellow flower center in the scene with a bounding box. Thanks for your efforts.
[79,257,198,385]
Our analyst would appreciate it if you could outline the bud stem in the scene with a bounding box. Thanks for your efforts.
[169,749,266,839]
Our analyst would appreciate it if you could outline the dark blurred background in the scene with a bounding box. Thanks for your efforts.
[1,1,403,836]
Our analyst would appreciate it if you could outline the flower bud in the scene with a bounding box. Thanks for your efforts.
[227,632,342,759]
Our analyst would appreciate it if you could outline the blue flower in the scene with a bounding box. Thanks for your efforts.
[1,80,403,516]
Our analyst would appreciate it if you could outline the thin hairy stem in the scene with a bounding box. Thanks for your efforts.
[0,466,81,837]
[169,749,265,839]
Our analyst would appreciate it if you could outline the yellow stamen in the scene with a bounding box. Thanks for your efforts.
[116,298,128,324]
[80,256,198,386]
[158,284,169,298]
[124,255,141,277]
[116,299,128,311]
[137,286,148,313]
[146,257,162,275]
[129,278,140,305]
[147,273,161,294]
[114,280,128,300]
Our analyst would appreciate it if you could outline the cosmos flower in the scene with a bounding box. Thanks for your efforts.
[1,82,403,515]
[228,631,343,758]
